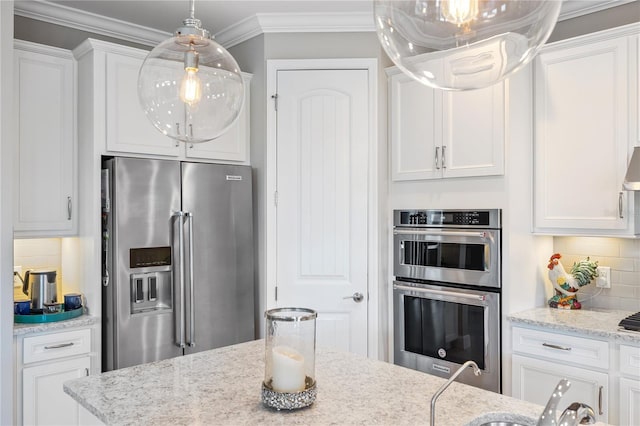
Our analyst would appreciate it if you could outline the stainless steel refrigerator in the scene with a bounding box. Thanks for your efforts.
[101,157,254,371]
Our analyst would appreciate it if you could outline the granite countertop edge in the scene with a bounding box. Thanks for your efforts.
[13,314,99,336]
[507,307,639,344]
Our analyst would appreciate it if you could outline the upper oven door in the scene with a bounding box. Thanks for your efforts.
[393,227,500,288]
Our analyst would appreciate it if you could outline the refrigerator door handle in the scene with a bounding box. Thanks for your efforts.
[173,211,186,349]
[186,211,195,348]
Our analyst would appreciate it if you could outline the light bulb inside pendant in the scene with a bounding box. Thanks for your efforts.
[441,0,478,27]
[179,51,202,106]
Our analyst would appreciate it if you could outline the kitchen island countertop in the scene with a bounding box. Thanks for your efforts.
[64,339,545,426]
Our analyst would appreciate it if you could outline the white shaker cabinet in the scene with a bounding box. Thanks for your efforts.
[185,73,252,163]
[73,39,181,157]
[73,38,251,164]
[619,344,640,425]
[511,326,609,423]
[13,40,77,237]
[533,24,640,235]
[15,326,96,426]
[387,67,505,181]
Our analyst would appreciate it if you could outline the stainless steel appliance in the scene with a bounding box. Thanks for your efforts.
[393,209,502,392]
[102,157,254,371]
[21,270,58,312]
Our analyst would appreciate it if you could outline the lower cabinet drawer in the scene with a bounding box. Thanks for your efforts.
[620,344,640,378]
[512,326,609,370]
[23,329,91,364]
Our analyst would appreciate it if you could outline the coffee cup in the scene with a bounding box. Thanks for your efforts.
[64,293,83,311]
[14,300,31,315]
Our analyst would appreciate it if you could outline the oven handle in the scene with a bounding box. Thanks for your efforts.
[394,284,487,301]
[393,229,490,239]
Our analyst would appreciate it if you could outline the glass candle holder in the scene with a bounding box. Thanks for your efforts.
[262,307,317,410]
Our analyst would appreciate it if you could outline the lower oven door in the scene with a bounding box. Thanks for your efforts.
[393,280,501,392]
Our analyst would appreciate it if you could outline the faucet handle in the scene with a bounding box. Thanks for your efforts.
[558,402,596,426]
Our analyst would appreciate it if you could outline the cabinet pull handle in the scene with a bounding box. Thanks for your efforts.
[598,386,603,415]
[542,342,571,351]
[619,192,624,219]
[67,196,72,220]
[442,146,446,169]
[44,342,74,350]
[435,147,441,170]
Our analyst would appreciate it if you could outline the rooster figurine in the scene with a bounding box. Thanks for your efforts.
[547,253,599,310]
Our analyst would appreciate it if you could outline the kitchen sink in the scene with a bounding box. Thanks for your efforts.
[479,422,530,426]
[466,412,536,426]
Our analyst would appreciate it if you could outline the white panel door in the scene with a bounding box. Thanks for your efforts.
[14,46,75,234]
[512,354,608,423]
[533,35,630,231]
[443,82,505,178]
[389,71,440,181]
[276,69,369,355]
[105,51,180,156]
[620,377,640,426]
[22,356,90,425]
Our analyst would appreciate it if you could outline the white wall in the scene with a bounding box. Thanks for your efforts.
[1,2,14,423]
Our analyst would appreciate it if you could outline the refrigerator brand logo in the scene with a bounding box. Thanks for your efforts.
[432,364,450,374]
[226,175,243,181]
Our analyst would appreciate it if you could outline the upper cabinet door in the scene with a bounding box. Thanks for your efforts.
[387,66,506,182]
[14,41,77,237]
[533,26,638,234]
[185,73,252,163]
[105,49,181,156]
[388,70,440,181]
[442,82,505,178]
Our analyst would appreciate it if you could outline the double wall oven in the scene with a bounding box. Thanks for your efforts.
[393,209,502,392]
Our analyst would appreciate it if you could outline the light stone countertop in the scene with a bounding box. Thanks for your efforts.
[507,307,640,344]
[13,314,99,336]
[64,339,545,426]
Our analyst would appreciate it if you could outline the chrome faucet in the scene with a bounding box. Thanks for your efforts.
[430,360,481,426]
[558,402,596,426]
[537,379,596,426]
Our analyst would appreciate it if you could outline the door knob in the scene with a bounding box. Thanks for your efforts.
[343,292,364,303]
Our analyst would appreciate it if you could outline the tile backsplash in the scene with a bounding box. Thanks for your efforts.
[13,238,62,301]
[553,237,640,311]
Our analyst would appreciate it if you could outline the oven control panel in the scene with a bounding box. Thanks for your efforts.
[394,209,501,228]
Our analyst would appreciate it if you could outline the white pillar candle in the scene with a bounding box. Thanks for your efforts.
[271,345,306,393]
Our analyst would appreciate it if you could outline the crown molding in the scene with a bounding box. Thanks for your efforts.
[13,0,638,49]
[216,12,375,48]
[13,0,170,47]
[558,0,637,21]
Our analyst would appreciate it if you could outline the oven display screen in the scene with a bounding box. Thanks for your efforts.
[402,241,486,271]
[403,296,485,369]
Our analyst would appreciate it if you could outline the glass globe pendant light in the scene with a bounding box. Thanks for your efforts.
[374,0,562,91]
[138,0,244,143]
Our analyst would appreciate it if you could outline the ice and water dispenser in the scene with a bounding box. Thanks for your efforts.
[129,247,172,314]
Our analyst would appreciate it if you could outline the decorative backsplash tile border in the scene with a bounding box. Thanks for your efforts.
[553,237,640,311]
